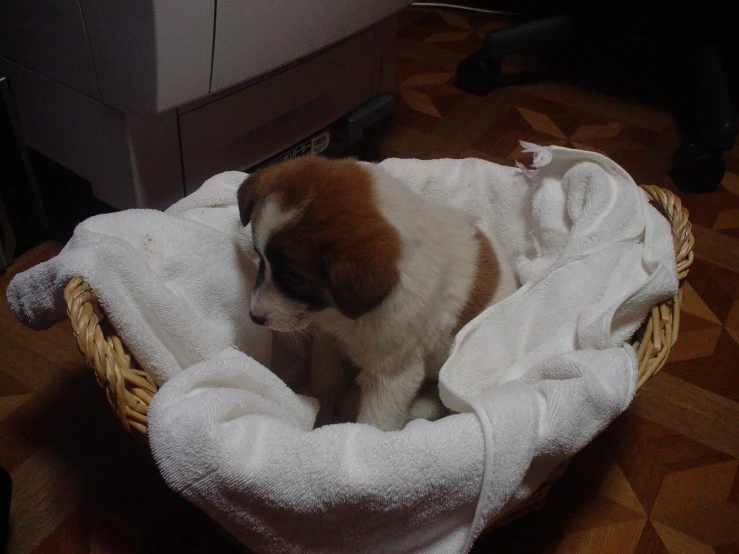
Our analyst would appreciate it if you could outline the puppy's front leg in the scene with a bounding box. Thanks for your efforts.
[357,353,425,431]
[299,335,351,427]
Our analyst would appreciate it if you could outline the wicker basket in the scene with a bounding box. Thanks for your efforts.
[63,184,694,526]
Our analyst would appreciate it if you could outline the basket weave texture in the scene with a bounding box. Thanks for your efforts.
[62,185,694,515]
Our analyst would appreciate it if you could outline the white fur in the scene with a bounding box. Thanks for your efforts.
[250,197,308,332]
[253,196,304,252]
[251,164,516,430]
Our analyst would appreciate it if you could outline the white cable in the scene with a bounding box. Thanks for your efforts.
[409,2,527,17]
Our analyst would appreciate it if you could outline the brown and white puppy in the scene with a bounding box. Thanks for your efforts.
[238,155,516,430]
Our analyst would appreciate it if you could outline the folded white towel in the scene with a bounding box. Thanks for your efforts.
[6,171,272,383]
[7,145,679,553]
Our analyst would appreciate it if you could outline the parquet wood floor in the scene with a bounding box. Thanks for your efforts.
[2,7,738,553]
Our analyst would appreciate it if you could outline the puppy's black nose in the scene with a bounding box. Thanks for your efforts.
[250,312,267,326]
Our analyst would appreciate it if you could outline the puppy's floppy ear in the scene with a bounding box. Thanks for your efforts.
[237,171,263,226]
[323,245,400,319]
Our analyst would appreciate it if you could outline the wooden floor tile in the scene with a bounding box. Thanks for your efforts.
[629,373,739,458]
[651,461,739,546]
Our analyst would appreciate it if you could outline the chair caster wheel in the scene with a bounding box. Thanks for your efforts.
[670,141,725,193]
[455,52,503,96]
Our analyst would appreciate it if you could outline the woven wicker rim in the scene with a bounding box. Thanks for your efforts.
[63,185,694,456]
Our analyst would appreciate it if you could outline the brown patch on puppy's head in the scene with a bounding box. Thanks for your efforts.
[239,155,402,325]
[237,169,268,226]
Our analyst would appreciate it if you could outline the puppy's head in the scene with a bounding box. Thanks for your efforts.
[238,155,401,332]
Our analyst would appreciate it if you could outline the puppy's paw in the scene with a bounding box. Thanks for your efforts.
[408,383,448,422]
[356,410,407,431]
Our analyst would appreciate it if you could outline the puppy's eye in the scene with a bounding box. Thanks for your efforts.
[283,268,308,286]
[254,253,266,287]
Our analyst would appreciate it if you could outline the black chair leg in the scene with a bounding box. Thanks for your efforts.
[691,42,737,152]
[670,42,737,193]
[456,15,577,95]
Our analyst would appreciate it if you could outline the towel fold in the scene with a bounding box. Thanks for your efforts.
[7,145,679,553]
[6,171,272,384]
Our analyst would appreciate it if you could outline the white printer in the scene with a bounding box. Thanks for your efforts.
[0,0,409,209]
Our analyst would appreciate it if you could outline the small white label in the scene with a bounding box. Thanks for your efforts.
[272,132,331,165]
[311,132,330,154]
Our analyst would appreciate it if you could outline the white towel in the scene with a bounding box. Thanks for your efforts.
[7,145,679,553]
[6,171,272,384]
